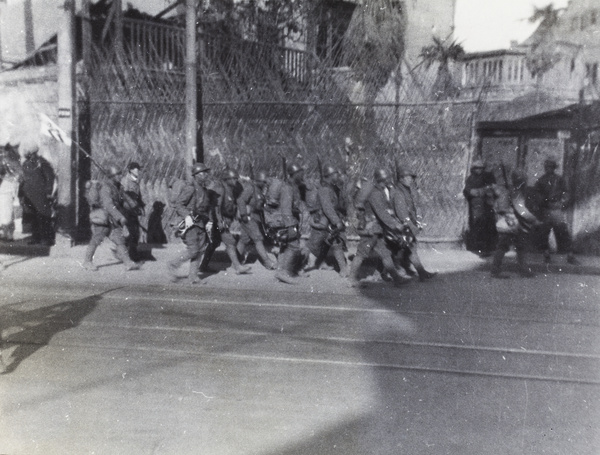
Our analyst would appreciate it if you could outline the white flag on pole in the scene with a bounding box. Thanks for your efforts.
[39,113,72,147]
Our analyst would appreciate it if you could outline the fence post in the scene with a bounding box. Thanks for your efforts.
[56,0,76,241]
[185,0,200,167]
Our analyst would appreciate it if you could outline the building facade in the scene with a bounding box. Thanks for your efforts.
[459,0,600,103]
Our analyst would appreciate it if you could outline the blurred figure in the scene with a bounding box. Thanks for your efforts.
[214,169,251,274]
[236,170,276,270]
[304,165,348,276]
[533,157,578,265]
[120,162,145,261]
[463,159,497,257]
[490,169,539,279]
[0,158,20,241]
[19,141,56,246]
[262,162,305,284]
[82,165,140,272]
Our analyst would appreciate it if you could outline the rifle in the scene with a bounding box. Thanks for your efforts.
[278,153,288,182]
[316,156,323,181]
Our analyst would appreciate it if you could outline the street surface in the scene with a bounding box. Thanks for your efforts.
[0,243,599,454]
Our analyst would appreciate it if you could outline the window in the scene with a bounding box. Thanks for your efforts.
[315,1,357,67]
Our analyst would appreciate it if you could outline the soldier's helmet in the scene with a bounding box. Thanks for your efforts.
[374,168,390,183]
[255,170,268,183]
[287,162,303,176]
[396,165,416,178]
[471,159,484,170]
[322,165,338,178]
[106,165,122,179]
[192,162,210,175]
[224,168,239,180]
[511,169,528,187]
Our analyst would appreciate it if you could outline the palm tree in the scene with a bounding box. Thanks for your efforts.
[342,0,406,145]
[525,3,563,77]
[419,36,465,101]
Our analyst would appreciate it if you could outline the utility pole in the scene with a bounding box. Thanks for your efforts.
[24,0,34,55]
[56,0,76,239]
[185,0,202,166]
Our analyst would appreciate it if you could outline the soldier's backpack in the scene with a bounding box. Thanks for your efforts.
[85,180,103,208]
[304,180,320,215]
[85,180,109,226]
[263,177,285,228]
[167,177,188,206]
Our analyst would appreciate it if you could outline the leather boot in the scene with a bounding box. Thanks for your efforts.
[226,244,251,274]
[255,241,276,270]
[333,248,348,277]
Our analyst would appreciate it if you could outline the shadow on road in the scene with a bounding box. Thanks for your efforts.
[0,290,116,374]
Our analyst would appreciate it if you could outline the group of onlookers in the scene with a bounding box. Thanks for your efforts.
[464,156,579,278]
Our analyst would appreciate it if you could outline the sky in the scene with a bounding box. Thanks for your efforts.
[454,0,570,52]
[0,0,571,62]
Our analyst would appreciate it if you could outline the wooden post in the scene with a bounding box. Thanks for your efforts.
[113,0,123,56]
[23,0,35,55]
[185,0,199,167]
[56,0,76,238]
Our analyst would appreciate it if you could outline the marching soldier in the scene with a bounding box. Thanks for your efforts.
[236,170,277,270]
[167,162,215,283]
[491,169,539,278]
[304,165,348,276]
[214,169,251,275]
[391,165,437,281]
[347,168,410,287]
[82,165,140,272]
[120,162,145,261]
[264,162,305,284]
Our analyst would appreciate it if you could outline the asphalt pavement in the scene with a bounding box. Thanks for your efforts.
[1,234,599,455]
[1,233,600,290]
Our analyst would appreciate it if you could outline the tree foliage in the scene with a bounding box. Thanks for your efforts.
[525,3,565,77]
[342,0,406,96]
[419,36,465,100]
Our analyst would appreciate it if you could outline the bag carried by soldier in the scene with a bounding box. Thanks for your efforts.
[262,177,285,229]
[85,180,109,226]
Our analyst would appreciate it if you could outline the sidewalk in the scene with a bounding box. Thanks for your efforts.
[1,235,600,291]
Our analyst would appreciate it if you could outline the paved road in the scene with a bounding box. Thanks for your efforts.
[0,256,598,455]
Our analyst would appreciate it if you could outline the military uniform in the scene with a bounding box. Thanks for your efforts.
[236,175,276,270]
[305,167,348,275]
[120,162,145,261]
[391,167,436,281]
[490,170,538,278]
[83,166,139,272]
[167,163,215,283]
[347,169,410,287]
[268,163,304,284]
[213,170,251,274]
